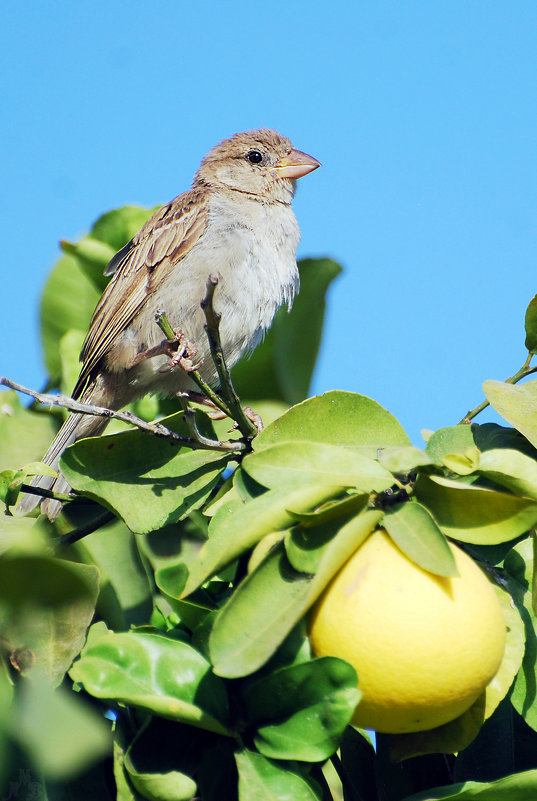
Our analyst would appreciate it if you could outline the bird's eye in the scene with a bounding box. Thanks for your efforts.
[247,150,263,164]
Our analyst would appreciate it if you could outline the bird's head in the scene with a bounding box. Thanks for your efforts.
[194,129,321,203]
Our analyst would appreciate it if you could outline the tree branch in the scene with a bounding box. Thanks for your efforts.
[0,377,245,453]
[201,275,258,438]
[459,352,537,424]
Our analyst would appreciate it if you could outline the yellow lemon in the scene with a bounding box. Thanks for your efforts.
[309,528,506,734]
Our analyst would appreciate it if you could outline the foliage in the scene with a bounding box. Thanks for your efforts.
[2,207,537,799]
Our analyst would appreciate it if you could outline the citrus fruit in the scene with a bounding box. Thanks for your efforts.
[308,528,506,733]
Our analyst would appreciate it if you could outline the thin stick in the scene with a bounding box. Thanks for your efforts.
[154,310,231,418]
[459,353,537,424]
[0,377,245,454]
[201,276,258,438]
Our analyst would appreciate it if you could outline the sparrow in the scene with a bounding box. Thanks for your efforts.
[17,129,321,518]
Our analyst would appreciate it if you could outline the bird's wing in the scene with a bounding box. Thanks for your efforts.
[73,187,208,398]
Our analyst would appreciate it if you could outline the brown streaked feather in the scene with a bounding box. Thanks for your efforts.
[73,187,208,398]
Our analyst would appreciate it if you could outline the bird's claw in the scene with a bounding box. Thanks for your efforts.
[158,331,203,373]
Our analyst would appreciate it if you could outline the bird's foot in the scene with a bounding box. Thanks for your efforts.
[131,331,203,373]
[159,331,203,373]
[183,393,264,432]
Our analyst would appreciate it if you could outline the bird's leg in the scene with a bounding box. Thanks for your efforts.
[158,330,203,373]
[182,392,264,432]
[130,330,203,373]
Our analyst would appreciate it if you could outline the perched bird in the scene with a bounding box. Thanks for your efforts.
[18,128,320,518]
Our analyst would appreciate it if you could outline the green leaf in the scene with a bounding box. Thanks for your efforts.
[476,448,537,500]
[483,379,537,451]
[155,564,189,601]
[426,423,537,462]
[59,328,87,396]
[505,539,537,731]
[69,629,229,735]
[242,657,359,761]
[60,236,117,293]
[442,448,480,475]
[60,411,230,534]
[235,750,323,801]
[425,426,478,461]
[415,474,537,544]
[183,481,347,596]
[90,205,159,253]
[0,555,99,686]
[242,441,395,492]
[40,253,101,380]
[255,390,411,454]
[0,391,58,473]
[286,491,369,527]
[77,518,152,629]
[383,501,458,577]
[11,678,111,780]
[390,693,487,763]
[209,508,383,677]
[525,294,537,354]
[403,768,537,800]
[285,498,369,574]
[124,719,204,801]
[483,580,525,721]
[231,258,341,405]
[379,445,437,475]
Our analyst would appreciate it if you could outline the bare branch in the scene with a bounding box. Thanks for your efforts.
[0,376,245,454]
[201,276,258,438]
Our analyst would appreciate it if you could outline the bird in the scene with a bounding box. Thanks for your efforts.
[17,128,321,519]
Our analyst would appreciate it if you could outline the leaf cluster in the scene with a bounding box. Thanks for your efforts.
[3,208,537,800]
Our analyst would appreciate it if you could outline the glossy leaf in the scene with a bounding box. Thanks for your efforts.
[0,391,58,473]
[209,509,383,677]
[379,445,437,475]
[425,426,478,461]
[183,481,346,596]
[70,629,229,734]
[59,328,87,396]
[483,379,537,451]
[254,390,411,454]
[242,657,359,761]
[525,294,537,354]
[12,678,111,779]
[383,501,458,577]
[235,750,322,801]
[124,720,206,801]
[483,580,525,720]
[415,474,537,544]
[285,498,369,574]
[242,441,395,493]
[60,236,117,292]
[77,518,152,629]
[40,253,101,380]
[0,555,99,686]
[505,539,537,731]
[404,768,537,800]
[60,411,230,534]
[390,693,487,763]
[286,490,369,527]
[476,448,537,500]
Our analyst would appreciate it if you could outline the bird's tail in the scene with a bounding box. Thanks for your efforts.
[15,408,108,520]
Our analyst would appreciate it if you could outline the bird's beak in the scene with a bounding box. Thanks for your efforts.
[274,149,321,179]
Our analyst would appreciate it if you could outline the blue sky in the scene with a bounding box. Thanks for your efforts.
[1,2,536,444]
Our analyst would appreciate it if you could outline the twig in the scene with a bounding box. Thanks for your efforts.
[0,376,245,454]
[54,509,116,549]
[154,310,231,418]
[201,276,258,438]
[459,353,537,424]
